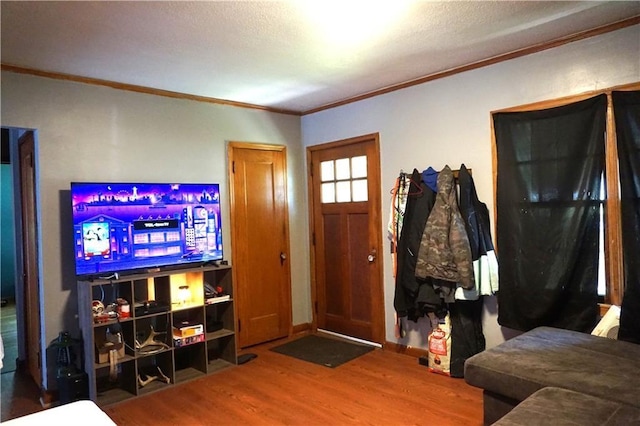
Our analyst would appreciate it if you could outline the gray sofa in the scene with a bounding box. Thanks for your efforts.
[464,326,640,425]
[492,387,640,426]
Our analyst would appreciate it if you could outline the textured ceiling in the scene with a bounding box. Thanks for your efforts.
[1,1,639,114]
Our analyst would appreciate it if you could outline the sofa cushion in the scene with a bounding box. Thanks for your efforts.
[464,326,640,408]
[493,387,640,426]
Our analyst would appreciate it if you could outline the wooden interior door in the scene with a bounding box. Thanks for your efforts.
[228,143,292,348]
[18,131,42,387]
[308,134,384,344]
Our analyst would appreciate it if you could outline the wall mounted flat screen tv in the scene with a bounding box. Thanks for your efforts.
[71,182,223,278]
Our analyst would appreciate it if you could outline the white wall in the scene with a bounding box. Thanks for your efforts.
[0,73,307,388]
[301,25,640,350]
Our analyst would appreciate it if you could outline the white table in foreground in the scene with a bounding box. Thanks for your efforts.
[3,400,116,426]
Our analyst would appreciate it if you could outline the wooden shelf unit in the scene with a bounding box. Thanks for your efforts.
[78,264,236,405]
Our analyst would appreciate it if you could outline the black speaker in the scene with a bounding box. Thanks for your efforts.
[57,371,89,404]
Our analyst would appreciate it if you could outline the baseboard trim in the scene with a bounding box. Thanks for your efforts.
[383,340,429,358]
[292,323,312,335]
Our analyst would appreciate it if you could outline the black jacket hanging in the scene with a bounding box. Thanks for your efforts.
[393,169,444,321]
[457,164,499,297]
[448,164,488,378]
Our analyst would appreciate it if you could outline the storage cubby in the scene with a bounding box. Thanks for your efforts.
[78,264,235,405]
[94,321,135,367]
[206,334,236,373]
[135,313,171,356]
[91,281,133,324]
[174,342,207,382]
[173,307,205,330]
[95,360,137,405]
[133,278,171,317]
[136,351,173,395]
[169,271,205,310]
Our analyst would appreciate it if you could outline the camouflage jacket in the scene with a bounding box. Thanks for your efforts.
[415,165,475,289]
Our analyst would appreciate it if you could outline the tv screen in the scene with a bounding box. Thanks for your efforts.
[71,182,223,278]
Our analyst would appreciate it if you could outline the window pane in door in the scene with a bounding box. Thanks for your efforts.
[352,179,368,201]
[335,158,350,180]
[321,161,334,182]
[321,182,335,203]
[336,181,351,202]
[351,156,367,179]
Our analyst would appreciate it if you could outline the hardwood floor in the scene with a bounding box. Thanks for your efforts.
[1,368,46,421]
[1,302,18,373]
[1,301,47,422]
[103,338,483,425]
[1,333,483,424]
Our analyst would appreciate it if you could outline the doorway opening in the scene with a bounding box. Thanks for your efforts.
[2,127,20,374]
[0,127,42,389]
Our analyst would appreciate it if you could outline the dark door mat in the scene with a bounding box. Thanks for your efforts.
[270,334,375,368]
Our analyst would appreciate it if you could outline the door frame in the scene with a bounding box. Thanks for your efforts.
[306,133,385,344]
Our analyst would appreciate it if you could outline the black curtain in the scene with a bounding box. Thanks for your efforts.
[493,95,607,332]
[614,90,640,344]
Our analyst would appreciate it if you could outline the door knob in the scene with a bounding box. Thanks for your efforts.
[368,249,377,263]
[280,252,287,264]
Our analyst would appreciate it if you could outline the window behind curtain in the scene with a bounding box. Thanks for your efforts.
[614,90,640,344]
[493,95,607,332]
